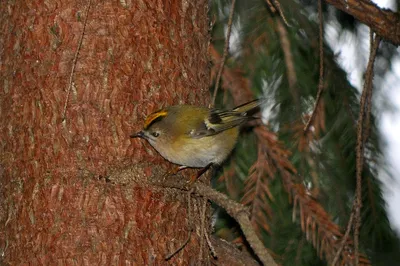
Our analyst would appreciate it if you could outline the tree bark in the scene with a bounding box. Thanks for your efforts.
[0,0,238,264]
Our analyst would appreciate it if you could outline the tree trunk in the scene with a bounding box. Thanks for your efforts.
[0,0,234,264]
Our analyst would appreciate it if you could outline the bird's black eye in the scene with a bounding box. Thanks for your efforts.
[151,132,160,137]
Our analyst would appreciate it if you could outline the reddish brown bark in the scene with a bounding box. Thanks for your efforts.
[0,0,225,264]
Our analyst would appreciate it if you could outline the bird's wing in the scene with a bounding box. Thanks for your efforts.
[187,110,247,138]
[187,99,264,139]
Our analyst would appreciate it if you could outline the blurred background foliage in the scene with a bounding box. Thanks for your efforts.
[208,0,400,265]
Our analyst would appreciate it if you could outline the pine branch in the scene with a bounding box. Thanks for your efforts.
[254,125,371,265]
[221,66,371,265]
[209,41,372,265]
[242,144,276,234]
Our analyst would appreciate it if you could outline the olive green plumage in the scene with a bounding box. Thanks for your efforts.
[131,99,264,168]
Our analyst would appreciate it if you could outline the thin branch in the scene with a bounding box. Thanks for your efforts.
[165,231,192,260]
[265,0,276,13]
[62,0,92,121]
[304,0,324,133]
[211,0,236,108]
[322,0,400,45]
[199,198,207,261]
[363,32,375,144]
[157,179,278,266]
[165,189,194,260]
[271,0,290,27]
[209,45,253,103]
[265,0,291,26]
[276,19,298,109]
[205,230,217,258]
[331,205,355,266]
[197,182,277,266]
[354,33,380,266]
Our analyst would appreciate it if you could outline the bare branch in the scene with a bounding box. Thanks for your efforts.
[157,179,278,266]
[276,20,298,109]
[211,0,236,107]
[354,33,381,265]
[165,189,194,260]
[323,0,400,45]
[266,0,291,27]
[332,205,355,266]
[304,0,324,133]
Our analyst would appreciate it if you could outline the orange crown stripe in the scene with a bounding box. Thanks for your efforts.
[143,110,168,129]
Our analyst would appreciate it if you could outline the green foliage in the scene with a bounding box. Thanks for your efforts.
[210,0,400,265]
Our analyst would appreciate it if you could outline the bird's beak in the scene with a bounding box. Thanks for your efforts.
[130,131,145,139]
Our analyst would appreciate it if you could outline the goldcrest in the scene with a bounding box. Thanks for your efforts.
[131,99,264,179]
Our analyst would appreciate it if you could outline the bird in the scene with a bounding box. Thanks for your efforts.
[131,99,264,182]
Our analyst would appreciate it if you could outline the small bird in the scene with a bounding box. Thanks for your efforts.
[131,99,264,182]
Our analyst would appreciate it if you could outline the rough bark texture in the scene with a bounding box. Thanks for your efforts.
[0,0,226,264]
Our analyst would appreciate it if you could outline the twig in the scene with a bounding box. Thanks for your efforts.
[62,0,92,121]
[211,0,236,108]
[362,32,376,144]
[165,189,194,260]
[200,183,276,266]
[157,179,278,266]
[271,0,290,27]
[265,0,290,27]
[204,230,217,258]
[276,20,298,109]
[304,0,324,133]
[199,198,207,261]
[165,230,192,260]
[265,0,276,12]
[331,204,355,266]
[354,33,380,266]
